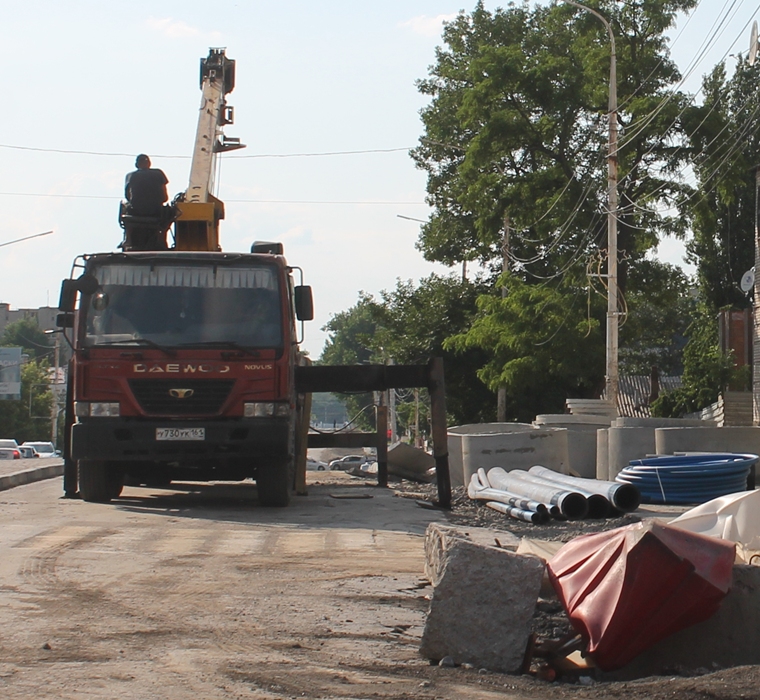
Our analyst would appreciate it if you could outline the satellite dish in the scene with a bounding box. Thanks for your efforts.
[740,267,755,294]
[750,21,759,67]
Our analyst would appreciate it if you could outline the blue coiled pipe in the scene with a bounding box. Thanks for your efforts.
[615,453,758,505]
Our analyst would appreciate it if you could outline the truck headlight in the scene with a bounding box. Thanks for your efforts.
[244,402,289,418]
[75,402,120,417]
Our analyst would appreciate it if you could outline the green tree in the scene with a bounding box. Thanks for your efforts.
[651,305,735,417]
[445,275,605,422]
[408,0,698,415]
[320,295,384,430]
[0,359,54,443]
[1,319,51,360]
[619,260,695,375]
[412,0,695,285]
[320,275,494,429]
[371,274,495,426]
[683,58,760,311]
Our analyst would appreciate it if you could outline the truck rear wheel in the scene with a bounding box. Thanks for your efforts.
[257,460,293,507]
[79,461,124,503]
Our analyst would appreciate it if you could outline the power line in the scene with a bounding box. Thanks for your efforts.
[0,143,412,159]
[0,191,426,205]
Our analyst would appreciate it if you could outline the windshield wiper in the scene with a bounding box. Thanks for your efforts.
[94,337,177,357]
[178,341,261,358]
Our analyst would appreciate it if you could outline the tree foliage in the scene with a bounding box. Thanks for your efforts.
[619,260,695,375]
[683,58,760,311]
[371,274,495,425]
[412,0,696,288]
[651,305,736,417]
[650,56,760,416]
[320,275,494,428]
[445,275,604,421]
[320,295,382,430]
[0,359,54,443]
[1,319,51,360]
[402,0,699,420]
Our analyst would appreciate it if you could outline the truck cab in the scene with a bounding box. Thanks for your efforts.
[59,247,313,505]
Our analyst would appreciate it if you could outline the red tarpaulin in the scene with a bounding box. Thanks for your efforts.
[547,520,735,671]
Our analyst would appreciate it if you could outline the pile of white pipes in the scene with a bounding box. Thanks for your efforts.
[468,466,641,523]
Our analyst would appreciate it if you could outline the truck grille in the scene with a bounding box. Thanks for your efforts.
[129,379,235,416]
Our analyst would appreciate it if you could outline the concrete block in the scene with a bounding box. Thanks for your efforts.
[655,426,760,456]
[448,424,535,489]
[0,463,64,492]
[420,523,544,673]
[424,523,520,586]
[534,415,612,478]
[608,426,656,480]
[596,429,609,480]
[602,565,760,680]
[461,426,569,482]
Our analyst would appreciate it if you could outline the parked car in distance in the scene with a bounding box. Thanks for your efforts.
[0,447,20,460]
[306,458,327,471]
[0,439,19,450]
[18,446,40,459]
[21,441,57,458]
[329,455,370,471]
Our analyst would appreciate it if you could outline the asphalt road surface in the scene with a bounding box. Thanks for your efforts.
[2,473,760,700]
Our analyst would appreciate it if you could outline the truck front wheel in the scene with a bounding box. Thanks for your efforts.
[79,461,124,503]
[256,460,293,507]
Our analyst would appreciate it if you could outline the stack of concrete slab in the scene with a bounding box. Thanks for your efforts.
[565,398,617,418]
[534,414,614,478]
[447,423,570,488]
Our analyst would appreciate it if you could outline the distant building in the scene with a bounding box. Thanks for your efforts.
[0,303,58,334]
[0,303,71,365]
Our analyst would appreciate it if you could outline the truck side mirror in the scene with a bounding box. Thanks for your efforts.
[58,279,77,312]
[56,313,74,329]
[294,286,313,321]
[58,274,99,312]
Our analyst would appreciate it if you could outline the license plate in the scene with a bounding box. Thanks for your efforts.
[156,428,205,441]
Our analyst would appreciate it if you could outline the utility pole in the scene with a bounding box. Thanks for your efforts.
[561,0,618,413]
[497,214,509,421]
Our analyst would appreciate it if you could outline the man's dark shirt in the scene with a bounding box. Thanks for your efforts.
[125,168,168,216]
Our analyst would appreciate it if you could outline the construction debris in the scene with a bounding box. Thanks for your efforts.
[547,519,735,671]
[420,523,543,673]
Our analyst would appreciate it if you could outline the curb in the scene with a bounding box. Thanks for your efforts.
[0,463,64,492]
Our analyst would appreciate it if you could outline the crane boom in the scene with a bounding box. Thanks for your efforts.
[186,48,244,203]
[175,48,245,251]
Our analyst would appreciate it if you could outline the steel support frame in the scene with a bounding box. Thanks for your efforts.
[295,358,451,508]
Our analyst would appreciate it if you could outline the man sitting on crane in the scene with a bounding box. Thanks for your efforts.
[120,154,175,250]
[125,154,168,216]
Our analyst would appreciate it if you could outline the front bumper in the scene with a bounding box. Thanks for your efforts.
[71,417,290,465]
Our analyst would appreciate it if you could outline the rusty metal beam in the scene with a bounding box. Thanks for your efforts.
[295,364,430,394]
[298,359,451,509]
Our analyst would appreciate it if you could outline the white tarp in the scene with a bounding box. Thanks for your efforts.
[670,490,760,564]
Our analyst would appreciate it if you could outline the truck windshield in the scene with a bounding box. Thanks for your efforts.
[84,263,283,349]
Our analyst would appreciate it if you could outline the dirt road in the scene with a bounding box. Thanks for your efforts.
[2,474,760,700]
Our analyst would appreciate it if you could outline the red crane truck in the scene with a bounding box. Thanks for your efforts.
[57,49,314,506]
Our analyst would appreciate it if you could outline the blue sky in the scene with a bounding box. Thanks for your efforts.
[0,1,757,356]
